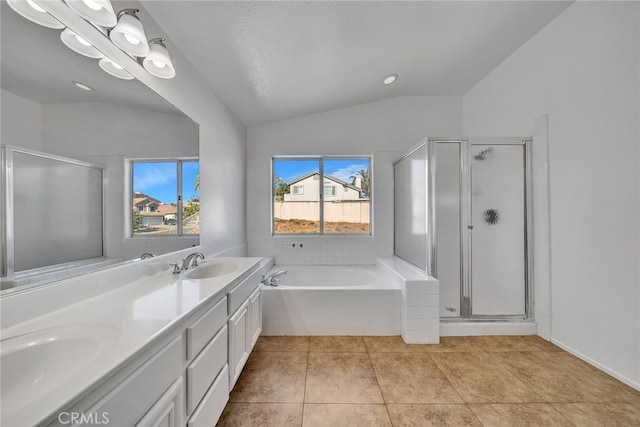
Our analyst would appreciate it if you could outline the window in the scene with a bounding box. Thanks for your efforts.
[273,157,371,234]
[324,184,336,197]
[131,159,199,236]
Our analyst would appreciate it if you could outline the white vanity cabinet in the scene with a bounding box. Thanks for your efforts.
[33,258,268,427]
[227,269,263,389]
[185,297,229,426]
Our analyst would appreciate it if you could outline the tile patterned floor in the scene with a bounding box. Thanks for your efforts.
[218,336,640,426]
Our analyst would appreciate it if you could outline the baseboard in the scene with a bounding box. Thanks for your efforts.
[440,321,537,336]
[551,339,640,392]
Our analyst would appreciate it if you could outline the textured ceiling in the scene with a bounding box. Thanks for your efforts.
[142,1,572,126]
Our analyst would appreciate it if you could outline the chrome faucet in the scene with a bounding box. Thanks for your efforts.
[182,252,205,270]
[140,252,156,260]
[261,269,288,287]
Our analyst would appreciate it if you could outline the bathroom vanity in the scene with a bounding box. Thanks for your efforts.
[0,253,272,426]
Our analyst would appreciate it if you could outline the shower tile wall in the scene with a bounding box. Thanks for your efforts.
[248,240,375,265]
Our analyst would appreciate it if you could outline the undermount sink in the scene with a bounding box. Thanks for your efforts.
[0,323,121,415]
[185,261,239,280]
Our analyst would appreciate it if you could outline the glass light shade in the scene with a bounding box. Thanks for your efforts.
[7,0,65,29]
[60,28,104,59]
[99,57,134,80]
[109,11,150,57]
[142,39,175,79]
[64,0,117,28]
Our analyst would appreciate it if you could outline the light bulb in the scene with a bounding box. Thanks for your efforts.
[124,33,141,45]
[75,34,91,47]
[82,0,103,11]
[26,0,46,13]
[152,60,166,69]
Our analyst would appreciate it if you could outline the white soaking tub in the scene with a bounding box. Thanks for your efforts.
[261,264,401,335]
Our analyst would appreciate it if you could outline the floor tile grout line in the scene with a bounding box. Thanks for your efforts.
[364,339,396,427]
[300,340,310,426]
[428,352,470,405]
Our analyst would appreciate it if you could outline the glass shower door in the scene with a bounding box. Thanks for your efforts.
[434,142,462,318]
[469,144,526,316]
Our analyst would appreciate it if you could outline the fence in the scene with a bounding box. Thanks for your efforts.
[274,200,370,224]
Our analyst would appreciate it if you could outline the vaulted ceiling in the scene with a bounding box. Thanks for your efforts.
[142,1,572,126]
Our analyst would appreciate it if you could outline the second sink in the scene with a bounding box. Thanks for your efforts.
[185,261,239,280]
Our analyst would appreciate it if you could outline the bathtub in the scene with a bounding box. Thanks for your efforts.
[261,264,401,335]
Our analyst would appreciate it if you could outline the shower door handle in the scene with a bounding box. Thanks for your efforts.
[467,225,474,230]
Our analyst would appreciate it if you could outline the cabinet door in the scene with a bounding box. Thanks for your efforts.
[136,377,184,427]
[248,288,262,351]
[228,301,250,389]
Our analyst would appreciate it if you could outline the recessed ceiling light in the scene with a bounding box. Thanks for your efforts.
[72,81,94,91]
[381,74,398,85]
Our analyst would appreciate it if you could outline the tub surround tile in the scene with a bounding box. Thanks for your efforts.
[309,336,366,353]
[431,352,543,403]
[363,336,428,352]
[552,403,640,426]
[217,403,303,427]
[305,353,384,404]
[386,404,482,426]
[369,353,463,404]
[302,404,391,427]
[255,336,310,352]
[468,403,574,426]
[229,352,308,403]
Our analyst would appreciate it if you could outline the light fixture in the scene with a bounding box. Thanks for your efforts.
[99,57,134,80]
[381,73,398,85]
[72,81,94,91]
[64,0,116,28]
[7,0,65,29]
[61,28,104,59]
[109,9,150,57]
[142,38,176,79]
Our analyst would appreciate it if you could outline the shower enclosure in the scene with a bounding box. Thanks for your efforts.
[394,137,533,321]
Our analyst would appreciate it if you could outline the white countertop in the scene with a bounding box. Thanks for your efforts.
[0,257,263,427]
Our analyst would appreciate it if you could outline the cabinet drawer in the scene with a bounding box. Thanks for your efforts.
[227,268,261,315]
[82,336,182,427]
[187,324,227,414]
[188,365,229,427]
[187,296,227,359]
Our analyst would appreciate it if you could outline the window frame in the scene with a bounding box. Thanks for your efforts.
[271,155,372,236]
[129,158,199,238]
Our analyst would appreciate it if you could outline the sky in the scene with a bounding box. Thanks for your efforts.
[133,161,199,204]
[274,158,370,185]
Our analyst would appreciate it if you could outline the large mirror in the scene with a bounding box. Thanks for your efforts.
[1,1,199,291]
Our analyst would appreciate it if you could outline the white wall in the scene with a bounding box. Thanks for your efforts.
[1,89,42,151]
[40,102,199,260]
[463,2,640,388]
[247,96,462,264]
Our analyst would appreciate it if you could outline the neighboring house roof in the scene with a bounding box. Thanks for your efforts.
[287,171,362,192]
[157,204,177,214]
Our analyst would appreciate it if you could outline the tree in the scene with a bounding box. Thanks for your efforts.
[183,201,200,219]
[274,176,290,201]
[133,210,143,231]
[351,169,370,197]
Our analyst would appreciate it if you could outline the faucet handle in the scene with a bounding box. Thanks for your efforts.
[169,262,182,275]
